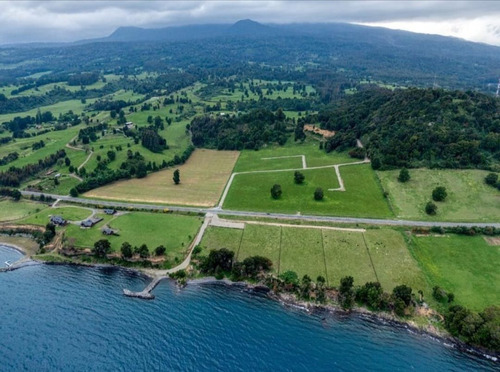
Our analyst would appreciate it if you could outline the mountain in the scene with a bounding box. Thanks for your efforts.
[106,24,229,42]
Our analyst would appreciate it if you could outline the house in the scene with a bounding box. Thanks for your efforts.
[50,215,66,226]
[104,209,116,215]
[125,122,135,130]
[80,217,103,228]
[102,227,117,236]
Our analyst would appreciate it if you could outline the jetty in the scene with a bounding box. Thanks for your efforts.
[123,276,166,299]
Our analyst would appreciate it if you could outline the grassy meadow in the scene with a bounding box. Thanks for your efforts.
[0,199,47,222]
[411,234,500,310]
[378,169,500,222]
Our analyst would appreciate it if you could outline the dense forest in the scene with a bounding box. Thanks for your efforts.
[312,88,500,170]
[190,108,290,150]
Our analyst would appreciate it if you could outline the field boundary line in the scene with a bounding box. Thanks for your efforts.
[243,220,365,232]
[278,226,283,274]
[362,233,380,283]
[320,229,330,286]
[235,225,245,261]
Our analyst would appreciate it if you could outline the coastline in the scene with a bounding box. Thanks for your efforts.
[2,254,498,362]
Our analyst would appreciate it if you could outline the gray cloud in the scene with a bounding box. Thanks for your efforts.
[0,1,499,45]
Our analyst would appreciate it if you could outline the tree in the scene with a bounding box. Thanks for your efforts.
[485,173,498,186]
[70,188,79,197]
[155,245,166,256]
[432,186,447,201]
[294,171,305,184]
[392,284,412,306]
[279,270,299,286]
[92,239,111,257]
[339,276,355,309]
[314,187,324,201]
[270,184,282,199]
[425,201,437,215]
[398,168,410,183]
[107,150,116,161]
[65,157,71,166]
[121,242,133,259]
[173,169,180,184]
[138,244,149,258]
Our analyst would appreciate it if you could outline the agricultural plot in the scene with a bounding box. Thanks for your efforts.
[64,212,203,261]
[322,230,376,286]
[364,229,430,295]
[411,235,500,311]
[224,163,392,218]
[19,206,93,226]
[279,227,326,279]
[0,199,47,222]
[237,224,281,269]
[378,169,500,222]
[199,223,430,295]
[85,149,239,206]
[30,175,81,195]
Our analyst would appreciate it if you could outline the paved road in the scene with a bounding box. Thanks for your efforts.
[21,190,500,228]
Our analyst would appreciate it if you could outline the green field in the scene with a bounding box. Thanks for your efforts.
[365,229,430,294]
[200,224,428,292]
[0,199,47,222]
[234,138,355,172]
[64,212,203,262]
[224,163,393,218]
[411,235,500,310]
[323,230,376,286]
[20,206,93,225]
[378,169,500,222]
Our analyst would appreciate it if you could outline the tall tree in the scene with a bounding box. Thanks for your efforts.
[173,169,180,184]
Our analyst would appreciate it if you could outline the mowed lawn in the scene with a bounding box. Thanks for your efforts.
[0,200,47,222]
[237,224,281,269]
[411,235,500,311]
[378,169,500,222]
[85,149,240,206]
[65,212,203,261]
[224,163,392,218]
[20,206,93,226]
[234,138,355,172]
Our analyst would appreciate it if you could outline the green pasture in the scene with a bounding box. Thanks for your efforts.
[20,206,93,226]
[378,168,500,222]
[65,212,203,261]
[0,199,47,222]
[225,163,392,218]
[411,234,500,311]
[237,224,281,269]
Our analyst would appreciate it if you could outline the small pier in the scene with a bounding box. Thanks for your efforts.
[123,276,166,300]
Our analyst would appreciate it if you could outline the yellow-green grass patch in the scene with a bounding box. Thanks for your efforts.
[279,227,326,279]
[364,229,430,295]
[377,168,500,222]
[20,206,93,226]
[237,224,281,270]
[322,230,376,287]
[85,149,239,207]
[199,226,243,255]
[0,199,47,222]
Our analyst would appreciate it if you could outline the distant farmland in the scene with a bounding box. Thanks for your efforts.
[85,149,239,207]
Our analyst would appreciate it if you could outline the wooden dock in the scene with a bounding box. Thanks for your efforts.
[123,276,166,300]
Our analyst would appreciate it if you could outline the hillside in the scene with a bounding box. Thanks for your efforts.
[315,88,500,170]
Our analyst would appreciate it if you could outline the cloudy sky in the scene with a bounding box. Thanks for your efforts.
[1,1,499,46]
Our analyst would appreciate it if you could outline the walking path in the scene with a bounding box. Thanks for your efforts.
[65,135,93,171]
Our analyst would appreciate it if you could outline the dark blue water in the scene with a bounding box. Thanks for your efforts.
[0,246,496,371]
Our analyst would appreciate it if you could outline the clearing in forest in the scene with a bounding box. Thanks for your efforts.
[85,149,239,207]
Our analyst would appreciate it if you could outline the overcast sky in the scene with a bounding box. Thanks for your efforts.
[1,1,499,46]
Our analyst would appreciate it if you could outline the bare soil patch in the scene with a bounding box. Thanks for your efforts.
[304,124,335,138]
[484,237,500,246]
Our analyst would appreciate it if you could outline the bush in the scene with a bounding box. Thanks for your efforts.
[398,168,410,183]
[270,184,282,199]
[485,173,498,186]
[294,171,305,184]
[155,245,166,256]
[425,201,437,215]
[432,186,447,202]
[314,187,324,201]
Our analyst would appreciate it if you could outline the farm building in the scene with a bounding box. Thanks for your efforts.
[50,215,66,226]
[80,217,103,228]
[104,209,116,215]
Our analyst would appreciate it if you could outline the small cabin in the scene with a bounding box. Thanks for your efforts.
[102,227,117,236]
[80,217,103,228]
[104,209,116,215]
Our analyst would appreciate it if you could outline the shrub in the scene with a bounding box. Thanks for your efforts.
[314,187,324,201]
[425,201,437,215]
[432,186,447,202]
[398,168,410,183]
[270,184,282,199]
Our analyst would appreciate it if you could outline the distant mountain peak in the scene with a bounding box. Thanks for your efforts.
[228,19,277,36]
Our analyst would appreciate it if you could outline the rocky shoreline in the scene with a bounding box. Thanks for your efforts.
[2,252,498,362]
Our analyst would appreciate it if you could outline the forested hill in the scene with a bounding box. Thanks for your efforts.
[314,88,499,170]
